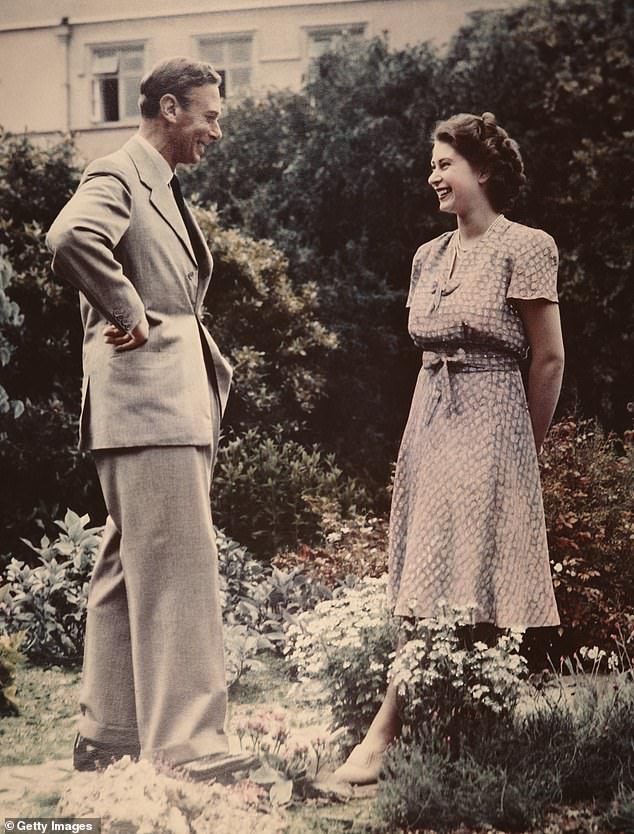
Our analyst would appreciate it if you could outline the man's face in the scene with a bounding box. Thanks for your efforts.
[172,83,222,166]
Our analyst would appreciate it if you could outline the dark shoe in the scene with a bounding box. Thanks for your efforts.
[176,751,260,782]
[73,733,140,772]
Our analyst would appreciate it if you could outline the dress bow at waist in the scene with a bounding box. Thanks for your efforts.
[421,348,517,425]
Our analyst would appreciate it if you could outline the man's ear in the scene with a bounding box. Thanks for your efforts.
[159,93,179,122]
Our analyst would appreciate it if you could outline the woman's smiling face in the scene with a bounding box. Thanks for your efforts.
[427,141,487,216]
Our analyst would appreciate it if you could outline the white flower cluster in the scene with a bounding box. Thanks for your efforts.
[579,644,621,672]
[285,575,398,734]
[285,583,529,740]
[390,606,527,730]
[285,574,391,683]
[56,757,287,834]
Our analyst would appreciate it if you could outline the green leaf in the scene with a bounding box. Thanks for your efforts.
[270,778,294,806]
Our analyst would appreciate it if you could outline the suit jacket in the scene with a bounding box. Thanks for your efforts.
[46,135,232,451]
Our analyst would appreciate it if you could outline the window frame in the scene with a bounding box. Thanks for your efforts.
[195,31,255,99]
[304,22,367,61]
[88,41,146,125]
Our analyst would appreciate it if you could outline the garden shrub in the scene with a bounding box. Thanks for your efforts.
[547,663,634,800]
[273,508,389,587]
[0,623,24,715]
[213,425,369,557]
[0,511,331,673]
[194,207,338,435]
[540,417,634,653]
[375,739,556,833]
[0,509,100,663]
[285,575,399,742]
[390,609,527,751]
[285,580,529,748]
[374,648,634,833]
[0,133,97,556]
[0,245,24,420]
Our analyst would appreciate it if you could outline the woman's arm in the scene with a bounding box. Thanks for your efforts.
[515,299,565,454]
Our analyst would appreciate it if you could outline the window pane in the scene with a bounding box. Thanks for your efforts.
[199,39,226,65]
[308,26,365,58]
[123,75,140,118]
[228,38,251,64]
[216,68,227,98]
[93,52,119,74]
[100,77,119,121]
[198,35,252,97]
[308,35,332,59]
[120,50,143,74]
[230,66,251,89]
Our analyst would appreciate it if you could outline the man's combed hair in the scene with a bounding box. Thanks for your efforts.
[138,56,221,118]
[432,112,527,212]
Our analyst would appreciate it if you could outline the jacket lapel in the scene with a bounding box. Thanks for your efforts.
[124,136,197,267]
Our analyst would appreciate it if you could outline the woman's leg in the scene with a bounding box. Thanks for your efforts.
[359,681,402,750]
[332,682,401,784]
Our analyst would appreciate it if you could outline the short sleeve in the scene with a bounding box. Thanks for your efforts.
[506,230,559,303]
[406,243,431,308]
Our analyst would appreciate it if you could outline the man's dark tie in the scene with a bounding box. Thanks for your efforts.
[170,174,199,257]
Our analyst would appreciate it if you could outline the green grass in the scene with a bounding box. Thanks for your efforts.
[2,657,625,833]
[1,656,370,832]
[230,652,295,706]
[0,663,81,765]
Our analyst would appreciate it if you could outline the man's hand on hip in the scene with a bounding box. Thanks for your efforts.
[104,316,150,352]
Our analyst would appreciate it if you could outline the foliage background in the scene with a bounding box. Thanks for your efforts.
[0,0,632,645]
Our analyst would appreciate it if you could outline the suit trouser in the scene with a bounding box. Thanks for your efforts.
[78,441,229,765]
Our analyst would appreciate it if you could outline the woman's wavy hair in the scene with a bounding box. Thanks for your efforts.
[432,112,526,212]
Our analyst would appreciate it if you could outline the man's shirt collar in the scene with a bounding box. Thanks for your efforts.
[135,133,173,186]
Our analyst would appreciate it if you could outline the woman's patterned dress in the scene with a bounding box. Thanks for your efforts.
[387,217,560,628]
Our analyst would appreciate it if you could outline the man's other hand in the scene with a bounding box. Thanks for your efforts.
[104,317,150,352]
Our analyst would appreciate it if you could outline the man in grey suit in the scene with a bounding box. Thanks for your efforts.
[46,56,258,779]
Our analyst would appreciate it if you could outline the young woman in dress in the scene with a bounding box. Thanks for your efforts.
[334,112,565,785]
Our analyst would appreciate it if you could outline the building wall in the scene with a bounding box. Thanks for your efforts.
[0,0,520,161]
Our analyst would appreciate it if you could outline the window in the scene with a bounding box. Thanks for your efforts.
[91,44,144,123]
[307,25,365,61]
[198,35,253,98]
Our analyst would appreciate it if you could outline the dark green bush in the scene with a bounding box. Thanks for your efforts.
[0,510,100,664]
[374,670,634,833]
[605,785,634,833]
[0,510,331,666]
[0,246,24,420]
[540,417,634,653]
[213,425,369,557]
[194,208,339,437]
[0,134,96,556]
[375,739,556,832]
